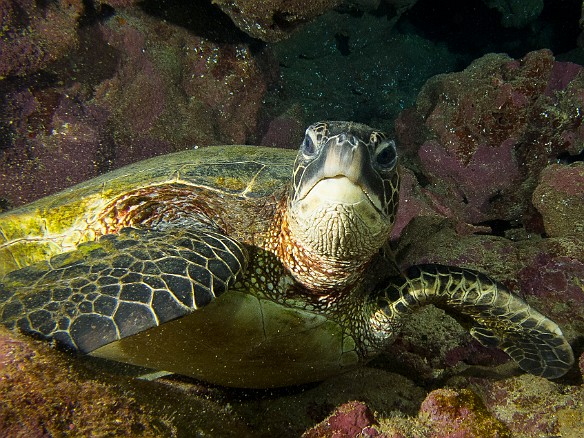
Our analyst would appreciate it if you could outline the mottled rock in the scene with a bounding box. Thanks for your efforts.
[260,105,305,149]
[482,0,543,28]
[0,0,83,78]
[95,9,271,158]
[271,10,456,126]
[532,163,584,238]
[0,326,256,436]
[0,87,114,207]
[476,374,582,436]
[397,49,584,225]
[419,388,511,437]
[213,0,341,42]
[0,327,166,436]
[391,167,454,240]
[0,6,273,207]
[302,401,378,437]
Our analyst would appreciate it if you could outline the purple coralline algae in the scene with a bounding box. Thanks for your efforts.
[0,6,273,208]
[396,49,584,226]
[302,400,379,438]
[0,0,83,78]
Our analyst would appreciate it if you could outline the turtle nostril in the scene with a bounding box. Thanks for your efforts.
[337,133,358,147]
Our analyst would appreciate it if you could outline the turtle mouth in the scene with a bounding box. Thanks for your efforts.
[298,176,384,213]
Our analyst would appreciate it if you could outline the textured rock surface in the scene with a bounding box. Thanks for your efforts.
[532,163,584,238]
[0,0,83,78]
[418,388,511,437]
[302,401,378,437]
[396,49,584,227]
[270,10,457,129]
[0,6,272,208]
[213,0,341,42]
[0,327,256,436]
[482,0,543,28]
[0,327,167,436]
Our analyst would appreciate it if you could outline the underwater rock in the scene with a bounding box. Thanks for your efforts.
[0,326,259,436]
[390,167,454,240]
[516,248,584,337]
[475,374,583,436]
[213,0,341,42]
[95,9,271,158]
[260,106,306,149]
[397,49,584,226]
[418,388,511,437]
[0,0,83,78]
[532,163,584,238]
[270,10,457,126]
[0,327,167,437]
[302,400,379,437]
[0,87,114,208]
[0,7,273,207]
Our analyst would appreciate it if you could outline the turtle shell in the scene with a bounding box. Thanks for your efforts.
[0,146,296,277]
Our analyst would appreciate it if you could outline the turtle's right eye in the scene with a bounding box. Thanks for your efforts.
[375,141,397,170]
[302,135,316,156]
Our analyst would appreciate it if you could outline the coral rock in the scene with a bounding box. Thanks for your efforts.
[0,327,165,437]
[399,49,584,225]
[477,374,582,436]
[0,0,83,78]
[482,0,543,28]
[532,163,584,238]
[303,400,379,437]
[419,388,511,437]
[214,0,341,43]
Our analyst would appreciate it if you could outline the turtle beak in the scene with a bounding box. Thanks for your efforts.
[296,133,385,213]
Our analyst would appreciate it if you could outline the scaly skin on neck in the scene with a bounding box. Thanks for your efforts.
[264,197,375,294]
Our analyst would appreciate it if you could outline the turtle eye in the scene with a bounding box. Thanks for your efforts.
[302,134,316,156]
[375,141,397,169]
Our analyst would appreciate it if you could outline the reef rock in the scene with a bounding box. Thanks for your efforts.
[0,0,83,78]
[532,163,584,238]
[302,400,379,437]
[213,0,341,42]
[0,6,272,208]
[419,388,511,437]
[482,0,543,28]
[0,327,166,436]
[475,374,583,436]
[396,49,584,226]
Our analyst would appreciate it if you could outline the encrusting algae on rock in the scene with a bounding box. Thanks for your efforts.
[0,326,170,437]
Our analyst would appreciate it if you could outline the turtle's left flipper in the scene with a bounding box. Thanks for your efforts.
[0,226,247,353]
[380,264,574,379]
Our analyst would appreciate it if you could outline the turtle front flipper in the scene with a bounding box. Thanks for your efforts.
[380,264,574,379]
[0,227,247,353]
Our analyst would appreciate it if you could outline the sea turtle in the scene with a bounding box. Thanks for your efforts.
[0,121,574,388]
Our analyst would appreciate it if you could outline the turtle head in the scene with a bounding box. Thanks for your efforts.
[285,121,399,287]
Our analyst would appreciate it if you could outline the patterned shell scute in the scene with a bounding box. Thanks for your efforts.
[0,146,296,277]
[0,226,247,353]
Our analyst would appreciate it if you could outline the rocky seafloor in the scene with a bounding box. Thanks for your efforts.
[1,0,584,436]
